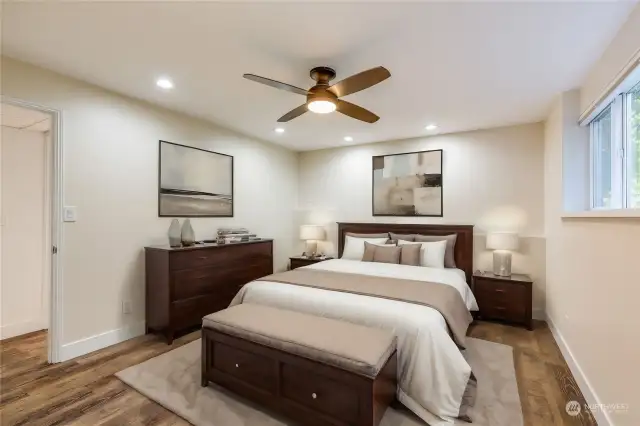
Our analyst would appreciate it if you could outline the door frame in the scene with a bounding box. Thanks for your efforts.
[1,96,64,363]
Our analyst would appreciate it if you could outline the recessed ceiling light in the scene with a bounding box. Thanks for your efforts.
[344,136,353,142]
[425,124,438,131]
[275,127,285,133]
[156,78,174,89]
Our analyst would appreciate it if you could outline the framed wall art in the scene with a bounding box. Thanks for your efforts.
[372,149,443,217]
[158,140,233,217]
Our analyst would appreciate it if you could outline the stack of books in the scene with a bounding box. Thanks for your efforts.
[216,227,259,244]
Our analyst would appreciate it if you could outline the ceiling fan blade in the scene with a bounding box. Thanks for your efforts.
[277,104,308,122]
[243,74,308,96]
[329,66,391,98]
[336,100,379,123]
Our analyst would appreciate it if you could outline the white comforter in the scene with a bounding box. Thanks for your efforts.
[232,259,478,425]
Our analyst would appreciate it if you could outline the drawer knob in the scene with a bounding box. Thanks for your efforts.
[235,363,239,368]
[312,393,317,399]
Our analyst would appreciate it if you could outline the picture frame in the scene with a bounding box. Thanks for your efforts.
[158,140,234,217]
[372,149,443,217]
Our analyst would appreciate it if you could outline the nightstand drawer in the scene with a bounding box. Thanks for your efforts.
[474,280,526,305]
[479,303,526,321]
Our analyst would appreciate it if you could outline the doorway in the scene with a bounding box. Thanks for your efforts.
[0,98,62,363]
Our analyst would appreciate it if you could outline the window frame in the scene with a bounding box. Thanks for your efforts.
[589,84,640,211]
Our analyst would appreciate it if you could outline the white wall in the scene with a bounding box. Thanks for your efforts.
[0,126,48,339]
[545,90,640,426]
[298,123,546,315]
[0,57,298,352]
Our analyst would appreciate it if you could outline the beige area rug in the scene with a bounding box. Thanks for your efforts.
[116,338,522,426]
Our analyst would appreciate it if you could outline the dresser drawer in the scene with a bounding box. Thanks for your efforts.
[170,243,272,271]
[281,363,359,423]
[213,342,277,392]
[171,262,271,301]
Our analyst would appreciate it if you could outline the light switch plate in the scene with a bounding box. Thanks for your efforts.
[63,206,77,222]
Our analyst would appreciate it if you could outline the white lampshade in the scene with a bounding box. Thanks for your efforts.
[300,225,326,241]
[486,232,519,251]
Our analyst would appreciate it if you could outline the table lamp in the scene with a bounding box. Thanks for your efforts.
[486,232,519,277]
[300,225,326,258]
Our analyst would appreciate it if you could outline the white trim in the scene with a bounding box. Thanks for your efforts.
[562,209,640,219]
[546,314,612,426]
[59,321,146,362]
[0,321,46,341]
[0,96,64,363]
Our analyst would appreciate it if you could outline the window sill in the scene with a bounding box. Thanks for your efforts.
[562,209,640,219]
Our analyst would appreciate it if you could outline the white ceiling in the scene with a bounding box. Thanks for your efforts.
[1,2,635,151]
[1,103,51,132]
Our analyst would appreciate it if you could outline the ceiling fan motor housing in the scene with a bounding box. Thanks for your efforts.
[309,66,336,84]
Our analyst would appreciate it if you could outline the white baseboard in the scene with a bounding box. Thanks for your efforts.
[0,320,46,340]
[59,321,145,362]
[546,315,612,426]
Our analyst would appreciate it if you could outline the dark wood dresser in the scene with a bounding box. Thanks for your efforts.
[145,239,273,343]
[472,271,533,330]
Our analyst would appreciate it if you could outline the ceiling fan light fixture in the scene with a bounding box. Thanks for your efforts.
[307,100,337,114]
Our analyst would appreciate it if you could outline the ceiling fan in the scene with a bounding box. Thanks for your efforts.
[243,66,391,123]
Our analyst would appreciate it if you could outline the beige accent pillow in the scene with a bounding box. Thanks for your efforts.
[397,240,447,268]
[362,242,401,264]
[414,234,458,268]
[399,243,421,266]
[388,232,416,243]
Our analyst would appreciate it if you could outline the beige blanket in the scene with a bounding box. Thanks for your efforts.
[257,268,473,349]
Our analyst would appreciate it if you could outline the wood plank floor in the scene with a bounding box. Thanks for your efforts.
[0,321,597,426]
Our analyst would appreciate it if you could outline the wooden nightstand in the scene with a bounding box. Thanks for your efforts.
[472,271,533,330]
[289,256,334,270]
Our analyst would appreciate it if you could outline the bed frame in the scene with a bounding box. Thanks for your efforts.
[337,222,474,284]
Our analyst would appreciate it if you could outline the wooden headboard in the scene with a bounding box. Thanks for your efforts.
[337,222,474,284]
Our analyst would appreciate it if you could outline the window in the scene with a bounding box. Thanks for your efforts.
[589,80,640,210]
[627,83,640,208]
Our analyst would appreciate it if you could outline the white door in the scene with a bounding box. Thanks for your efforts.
[0,126,48,339]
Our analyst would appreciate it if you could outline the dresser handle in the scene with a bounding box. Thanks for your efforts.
[235,363,239,368]
[496,307,506,311]
[199,256,208,260]
[495,289,505,293]
[312,393,317,399]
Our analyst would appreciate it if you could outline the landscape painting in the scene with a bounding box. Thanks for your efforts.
[372,149,443,217]
[159,140,233,217]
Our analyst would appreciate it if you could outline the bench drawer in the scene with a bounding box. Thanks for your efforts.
[281,363,359,423]
[213,342,277,393]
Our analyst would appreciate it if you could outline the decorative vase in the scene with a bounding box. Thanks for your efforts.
[181,219,196,246]
[168,219,182,247]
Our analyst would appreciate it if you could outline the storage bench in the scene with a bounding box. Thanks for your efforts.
[201,303,397,426]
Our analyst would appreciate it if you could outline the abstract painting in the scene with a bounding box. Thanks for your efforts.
[158,140,233,217]
[372,149,443,216]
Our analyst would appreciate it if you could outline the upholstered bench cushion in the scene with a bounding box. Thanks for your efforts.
[203,304,396,378]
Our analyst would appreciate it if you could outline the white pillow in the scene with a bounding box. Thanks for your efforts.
[341,236,389,260]
[398,239,447,268]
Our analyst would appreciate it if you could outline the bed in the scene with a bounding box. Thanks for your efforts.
[230,223,478,426]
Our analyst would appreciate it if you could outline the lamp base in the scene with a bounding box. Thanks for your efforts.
[303,240,318,258]
[493,251,512,277]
